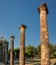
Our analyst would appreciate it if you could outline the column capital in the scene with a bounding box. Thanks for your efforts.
[38,3,48,14]
[19,24,27,29]
[10,36,15,39]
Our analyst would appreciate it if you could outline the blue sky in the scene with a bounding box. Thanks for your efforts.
[0,0,56,48]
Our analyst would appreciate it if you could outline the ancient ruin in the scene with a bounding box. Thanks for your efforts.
[10,36,15,65]
[0,37,8,63]
[19,25,26,65]
[38,3,50,65]
[0,2,55,65]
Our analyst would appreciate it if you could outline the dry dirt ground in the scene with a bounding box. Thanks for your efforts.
[0,63,37,65]
[0,59,56,65]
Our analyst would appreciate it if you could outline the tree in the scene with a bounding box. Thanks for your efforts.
[14,48,20,59]
[25,45,36,58]
[36,44,41,58]
[36,43,56,59]
[49,43,54,58]
[52,45,56,58]
[8,49,10,59]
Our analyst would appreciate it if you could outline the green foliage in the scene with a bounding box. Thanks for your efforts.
[8,49,10,59]
[0,44,3,50]
[36,44,41,58]
[7,44,56,59]
[25,45,36,58]
[51,45,56,58]
[14,48,20,58]
[8,48,20,59]
[36,43,56,59]
[49,43,54,58]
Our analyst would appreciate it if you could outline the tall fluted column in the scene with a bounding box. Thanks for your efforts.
[10,36,15,65]
[38,3,50,65]
[19,24,26,65]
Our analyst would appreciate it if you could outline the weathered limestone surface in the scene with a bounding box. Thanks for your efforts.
[10,36,15,65]
[19,25,26,65]
[38,3,50,65]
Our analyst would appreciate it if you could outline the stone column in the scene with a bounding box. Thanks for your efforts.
[19,24,26,65]
[38,3,50,65]
[2,42,5,63]
[5,42,8,63]
[10,36,15,65]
